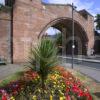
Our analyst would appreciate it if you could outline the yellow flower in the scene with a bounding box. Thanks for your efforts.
[38,89,41,92]
[50,95,53,100]
[51,90,54,94]
[60,97,65,100]
[53,82,56,84]
[32,95,36,100]
[53,85,56,88]
[10,96,15,100]
[60,97,63,100]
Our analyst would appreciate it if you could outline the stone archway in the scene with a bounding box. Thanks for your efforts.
[38,17,88,55]
[12,0,94,62]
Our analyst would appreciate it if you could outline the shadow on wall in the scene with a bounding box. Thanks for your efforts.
[94,31,100,55]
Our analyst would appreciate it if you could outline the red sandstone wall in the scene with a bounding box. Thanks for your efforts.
[13,0,94,62]
[0,12,11,61]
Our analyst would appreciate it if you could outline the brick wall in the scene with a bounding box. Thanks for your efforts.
[0,11,11,61]
[12,0,94,62]
[0,0,94,63]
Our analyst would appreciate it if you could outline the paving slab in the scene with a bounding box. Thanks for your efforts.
[0,64,26,80]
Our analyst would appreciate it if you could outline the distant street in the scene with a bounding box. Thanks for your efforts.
[65,59,100,70]
[60,57,100,82]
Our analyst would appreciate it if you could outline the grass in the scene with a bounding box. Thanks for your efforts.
[0,71,24,88]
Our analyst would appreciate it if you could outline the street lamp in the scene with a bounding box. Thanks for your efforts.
[72,3,77,69]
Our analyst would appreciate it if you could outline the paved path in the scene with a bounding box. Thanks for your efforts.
[61,63,100,83]
[58,56,100,63]
[59,56,100,82]
[0,64,26,80]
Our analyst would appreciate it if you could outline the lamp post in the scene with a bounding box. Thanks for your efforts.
[72,3,76,69]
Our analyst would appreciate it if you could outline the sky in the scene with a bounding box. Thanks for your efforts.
[46,27,60,35]
[0,0,99,16]
[43,0,100,16]
[0,0,4,5]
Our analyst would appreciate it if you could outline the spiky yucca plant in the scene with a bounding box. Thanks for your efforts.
[29,38,58,88]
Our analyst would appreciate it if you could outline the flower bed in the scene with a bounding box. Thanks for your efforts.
[0,66,93,100]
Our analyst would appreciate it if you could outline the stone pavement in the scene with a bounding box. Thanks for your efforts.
[58,56,100,63]
[61,63,100,83]
[0,64,26,80]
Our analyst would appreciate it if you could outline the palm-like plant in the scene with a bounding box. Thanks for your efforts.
[29,38,58,89]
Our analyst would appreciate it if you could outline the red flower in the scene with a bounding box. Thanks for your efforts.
[66,81,70,85]
[72,85,79,93]
[12,90,18,95]
[78,89,84,97]
[66,87,70,92]
[87,95,92,100]
[2,95,7,100]
[84,92,93,100]
[66,95,71,100]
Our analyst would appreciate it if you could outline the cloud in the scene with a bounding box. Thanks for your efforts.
[94,8,100,14]
[46,27,60,35]
[75,1,95,16]
[45,0,80,5]
[95,8,100,12]
[48,0,94,10]
[0,0,4,4]
[43,0,95,15]
[76,1,94,10]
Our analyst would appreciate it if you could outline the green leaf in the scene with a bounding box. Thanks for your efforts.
[28,38,59,81]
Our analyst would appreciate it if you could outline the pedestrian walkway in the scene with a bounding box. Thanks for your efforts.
[0,64,26,80]
[58,55,100,63]
[62,63,100,83]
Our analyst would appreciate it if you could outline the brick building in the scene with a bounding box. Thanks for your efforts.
[0,0,94,63]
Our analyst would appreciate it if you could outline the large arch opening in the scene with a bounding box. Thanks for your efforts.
[39,17,88,56]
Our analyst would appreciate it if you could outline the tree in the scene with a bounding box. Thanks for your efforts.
[55,32,62,46]
[95,14,100,30]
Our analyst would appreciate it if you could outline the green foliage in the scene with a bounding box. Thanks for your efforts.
[55,33,62,46]
[29,38,58,81]
[0,71,23,87]
[0,4,11,12]
[95,14,100,30]
[55,33,62,55]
